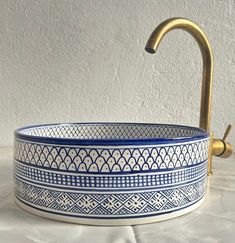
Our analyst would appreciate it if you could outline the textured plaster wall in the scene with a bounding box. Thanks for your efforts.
[0,0,234,145]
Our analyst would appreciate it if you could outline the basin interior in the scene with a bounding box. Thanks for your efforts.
[17,123,206,140]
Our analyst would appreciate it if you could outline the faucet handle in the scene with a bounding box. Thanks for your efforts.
[222,124,232,141]
[212,124,233,158]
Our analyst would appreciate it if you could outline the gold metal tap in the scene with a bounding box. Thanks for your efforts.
[145,17,233,174]
[212,125,233,158]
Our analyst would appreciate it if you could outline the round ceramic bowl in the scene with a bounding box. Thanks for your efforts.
[14,123,209,225]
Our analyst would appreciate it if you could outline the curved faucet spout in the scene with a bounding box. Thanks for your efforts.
[145,17,213,132]
[145,17,233,175]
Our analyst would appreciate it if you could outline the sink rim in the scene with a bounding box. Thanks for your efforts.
[14,122,209,146]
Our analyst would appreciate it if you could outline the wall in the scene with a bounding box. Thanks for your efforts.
[0,0,234,145]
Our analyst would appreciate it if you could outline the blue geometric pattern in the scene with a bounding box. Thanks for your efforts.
[15,176,206,217]
[14,139,209,173]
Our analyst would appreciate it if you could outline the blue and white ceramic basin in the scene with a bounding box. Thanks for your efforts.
[14,123,209,225]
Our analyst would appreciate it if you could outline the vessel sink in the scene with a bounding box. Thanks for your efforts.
[14,123,209,225]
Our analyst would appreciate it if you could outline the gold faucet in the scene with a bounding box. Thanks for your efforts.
[145,17,233,175]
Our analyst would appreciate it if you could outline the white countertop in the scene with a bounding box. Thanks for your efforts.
[0,147,235,243]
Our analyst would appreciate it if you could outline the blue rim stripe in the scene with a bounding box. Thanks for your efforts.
[14,122,209,146]
[15,136,209,149]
